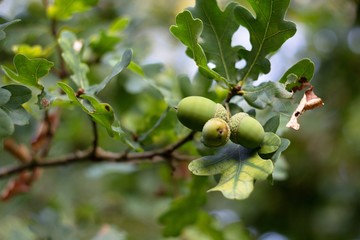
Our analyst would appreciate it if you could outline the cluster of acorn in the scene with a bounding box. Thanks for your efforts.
[176,96,265,149]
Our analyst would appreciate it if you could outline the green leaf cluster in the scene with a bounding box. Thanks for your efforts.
[189,114,289,200]
[1,27,135,146]
[170,0,300,85]
[58,31,90,89]
[90,17,130,56]
[47,0,99,21]
[170,0,317,200]
[235,0,296,81]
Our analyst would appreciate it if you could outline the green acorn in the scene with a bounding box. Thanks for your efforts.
[229,113,265,149]
[176,96,228,131]
[201,118,230,147]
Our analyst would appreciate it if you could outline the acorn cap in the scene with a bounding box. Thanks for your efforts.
[229,113,265,149]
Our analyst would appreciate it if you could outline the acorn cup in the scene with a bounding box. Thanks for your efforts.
[176,96,228,131]
[229,113,265,149]
[201,118,230,147]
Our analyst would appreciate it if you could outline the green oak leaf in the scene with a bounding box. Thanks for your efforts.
[159,176,209,237]
[0,108,14,138]
[0,19,21,41]
[242,81,293,114]
[1,85,32,109]
[6,108,30,126]
[189,0,239,84]
[57,82,137,149]
[89,17,129,56]
[90,31,121,56]
[58,31,89,88]
[271,138,290,162]
[12,44,52,58]
[258,132,281,159]
[279,58,315,91]
[1,54,54,90]
[127,61,144,77]
[80,95,116,136]
[170,11,227,86]
[0,85,32,126]
[235,0,296,81]
[189,143,273,200]
[263,115,280,133]
[87,49,132,94]
[0,88,11,106]
[47,0,98,21]
[109,17,130,33]
[58,82,114,133]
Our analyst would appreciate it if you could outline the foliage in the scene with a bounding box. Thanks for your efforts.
[0,0,349,238]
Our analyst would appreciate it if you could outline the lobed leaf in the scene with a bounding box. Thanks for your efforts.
[189,0,239,84]
[1,54,54,90]
[279,58,315,91]
[0,19,21,41]
[47,0,98,21]
[58,31,89,88]
[242,81,293,114]
[189,143,273,200]
[170,11,227,86]
[235,0,296,81]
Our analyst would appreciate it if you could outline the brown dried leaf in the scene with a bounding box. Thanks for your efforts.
[287,85,324,130]
[4,139,32,163]
[1,169,42,201]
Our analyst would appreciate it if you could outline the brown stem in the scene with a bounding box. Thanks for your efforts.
[91,120,99,158]
[0,131,196,180]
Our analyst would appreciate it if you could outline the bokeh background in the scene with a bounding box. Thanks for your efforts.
[0,0,360,239]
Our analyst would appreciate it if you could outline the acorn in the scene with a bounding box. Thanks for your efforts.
[229,113,265,149]
[176,96,228,131]
[201,118,230,147]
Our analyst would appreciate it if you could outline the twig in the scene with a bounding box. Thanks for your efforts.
[0,131,196,180]
[91,120,99,158]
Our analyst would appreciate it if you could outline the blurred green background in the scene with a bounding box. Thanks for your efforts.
[0,0,360,239]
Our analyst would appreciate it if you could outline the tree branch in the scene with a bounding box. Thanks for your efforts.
[0,131,196,180]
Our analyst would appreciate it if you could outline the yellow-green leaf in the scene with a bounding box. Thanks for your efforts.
[1,54,54,90]
[189,143,273,200]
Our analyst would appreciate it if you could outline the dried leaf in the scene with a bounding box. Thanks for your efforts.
[1,169,42,201]
[286,85,324,130]
[4,139,31,163]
